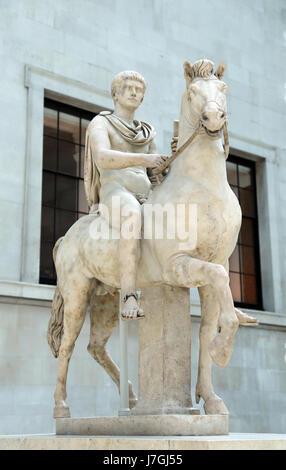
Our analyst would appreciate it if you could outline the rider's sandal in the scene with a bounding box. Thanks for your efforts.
[121,293,145,321]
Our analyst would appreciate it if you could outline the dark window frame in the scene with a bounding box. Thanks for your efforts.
[228,154,263,310]
[40,98,95,285]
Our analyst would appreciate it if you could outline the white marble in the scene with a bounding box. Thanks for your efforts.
[56,415,228,436]
[49,61,259,420]
[0,433,285,450]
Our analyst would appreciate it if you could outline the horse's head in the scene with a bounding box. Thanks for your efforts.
[183,59,228,138]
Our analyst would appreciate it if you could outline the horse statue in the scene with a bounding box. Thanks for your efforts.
[48,59,257,419]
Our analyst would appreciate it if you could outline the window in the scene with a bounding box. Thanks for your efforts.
[40,99,95,284]
[227,155,263,310]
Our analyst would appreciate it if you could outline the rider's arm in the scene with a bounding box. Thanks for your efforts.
[89,118,166,170]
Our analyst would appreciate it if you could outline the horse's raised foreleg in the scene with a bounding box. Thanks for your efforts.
[166,254,239,367]
[196,285,229,414]
[53,277,90,418]
[87,292,137,409]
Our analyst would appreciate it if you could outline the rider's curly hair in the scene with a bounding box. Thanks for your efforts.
[111,71,146,99]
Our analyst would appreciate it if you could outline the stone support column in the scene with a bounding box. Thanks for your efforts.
[131,285,199,415]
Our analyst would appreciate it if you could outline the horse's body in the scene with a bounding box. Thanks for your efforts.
[49,60,246,418]
[57,137,240,288]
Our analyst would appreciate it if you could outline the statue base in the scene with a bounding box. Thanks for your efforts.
[130,406,200,416]
[56,414,229,436]
[3,432,286,450]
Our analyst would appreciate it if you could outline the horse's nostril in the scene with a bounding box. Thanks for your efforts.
[221,112,225,118]
[202,114,208,121]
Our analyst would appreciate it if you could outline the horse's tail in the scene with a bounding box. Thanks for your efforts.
[47,237,64,358]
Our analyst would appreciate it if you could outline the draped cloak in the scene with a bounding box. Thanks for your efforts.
[84,111,156,210]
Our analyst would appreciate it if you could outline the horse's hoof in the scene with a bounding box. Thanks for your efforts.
[195,387,201,404]
[235,308,259,327]
[53,404,71,419]
[121,314,145,321]
[204,397,229,415]
[209,335,234,368]
[129,397,138,409]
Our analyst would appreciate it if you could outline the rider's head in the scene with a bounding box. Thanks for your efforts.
[111,71,146,109]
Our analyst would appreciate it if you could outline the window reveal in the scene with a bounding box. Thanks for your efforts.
[227,156,262,310]
[40,99,95,285]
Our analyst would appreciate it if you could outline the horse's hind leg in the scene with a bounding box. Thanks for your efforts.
[87,292,138,409]
[196,285,229,415]
[53,276,90,418]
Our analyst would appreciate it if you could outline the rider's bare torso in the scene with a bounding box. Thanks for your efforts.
[95,114,152,200]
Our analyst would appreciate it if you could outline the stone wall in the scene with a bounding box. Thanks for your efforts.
[0,289,285,435]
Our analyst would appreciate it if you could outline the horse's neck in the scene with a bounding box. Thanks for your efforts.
[177,91,198,147]
[171,92,228,190]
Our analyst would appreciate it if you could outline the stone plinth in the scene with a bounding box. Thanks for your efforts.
[2,433,286,450]
[56,414,228,436]
[132,285,198,416]
[55,286,229,437]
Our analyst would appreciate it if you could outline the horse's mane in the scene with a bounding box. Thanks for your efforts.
[186,59,216,82]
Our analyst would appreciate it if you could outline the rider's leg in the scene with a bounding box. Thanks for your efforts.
[119,195,144,319]
[100,184,143,320]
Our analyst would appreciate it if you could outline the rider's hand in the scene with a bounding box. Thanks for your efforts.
[143,154,169,169]
[147,166,170,186]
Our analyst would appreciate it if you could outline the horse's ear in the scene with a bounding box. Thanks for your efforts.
[183,61,193,86]
[215,62,226,80]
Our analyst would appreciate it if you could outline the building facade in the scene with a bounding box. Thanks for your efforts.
[0,0,285,434]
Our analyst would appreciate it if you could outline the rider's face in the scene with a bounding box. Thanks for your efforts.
[115,79,145,110]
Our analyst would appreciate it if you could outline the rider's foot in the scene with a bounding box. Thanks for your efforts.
[121,294,144,321]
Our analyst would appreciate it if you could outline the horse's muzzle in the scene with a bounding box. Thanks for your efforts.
[201,122,224,138]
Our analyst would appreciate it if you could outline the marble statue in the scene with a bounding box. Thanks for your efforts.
[84,70,168,320]
[47,60,258,420]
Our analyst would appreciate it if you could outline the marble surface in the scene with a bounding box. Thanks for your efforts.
[132,286,195,416]
[0,433,285,450]
[55,414,228,436]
